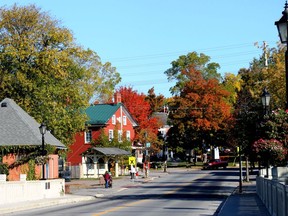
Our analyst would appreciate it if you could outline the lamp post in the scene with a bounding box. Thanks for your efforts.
[261,88,271,115]
[275,1,288,109]
[238,146,243,193]
[261,89,271,178]
[39,122,47,180]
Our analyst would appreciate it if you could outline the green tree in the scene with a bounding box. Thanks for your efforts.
[230,50,271,171]
[92,127,131,151]
[164,51,221,95]
[0,4,121,146]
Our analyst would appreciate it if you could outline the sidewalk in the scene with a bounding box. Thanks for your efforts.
[216,182,271,216]
[0,169,271,216]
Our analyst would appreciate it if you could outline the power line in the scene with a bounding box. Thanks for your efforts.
[107,42,276,63]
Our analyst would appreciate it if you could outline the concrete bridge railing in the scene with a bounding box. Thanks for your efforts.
[257,167,288,216]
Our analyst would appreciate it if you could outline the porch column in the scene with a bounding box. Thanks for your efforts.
[81,156,86,178]
[93,162,98,178]
[93,153,97,178]
[115,159,119,177]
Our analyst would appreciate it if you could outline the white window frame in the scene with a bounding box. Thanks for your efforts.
[123,116,127,125]
[109,129,114,141]
[126,130,130,141]
[112,115,116,125]
[118,130,122,142]
[85,130,92,144]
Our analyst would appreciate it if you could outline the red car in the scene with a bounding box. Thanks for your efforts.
[203,159,228,169]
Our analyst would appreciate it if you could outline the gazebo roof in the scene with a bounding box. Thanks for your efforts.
[90,147,130,156]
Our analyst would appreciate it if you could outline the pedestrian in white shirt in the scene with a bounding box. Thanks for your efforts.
[130,165,136,179]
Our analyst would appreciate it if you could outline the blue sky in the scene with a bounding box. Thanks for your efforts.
[3,0,285,97]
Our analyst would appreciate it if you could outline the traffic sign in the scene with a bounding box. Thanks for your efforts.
[128,156,136,165]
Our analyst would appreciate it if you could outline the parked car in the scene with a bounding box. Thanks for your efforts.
[203,159,228,170]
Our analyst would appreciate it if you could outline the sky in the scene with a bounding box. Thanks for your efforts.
[2,0,285,98]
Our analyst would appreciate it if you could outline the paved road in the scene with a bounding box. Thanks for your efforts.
[5,168,239,216]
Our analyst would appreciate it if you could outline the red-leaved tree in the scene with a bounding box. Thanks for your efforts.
[116,86,162,152]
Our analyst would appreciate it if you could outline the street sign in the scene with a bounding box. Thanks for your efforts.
[146,142,150,148]
[128,156,136,165]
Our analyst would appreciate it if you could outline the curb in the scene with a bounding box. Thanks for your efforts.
[213,186,237,216]
[0,195,97,214]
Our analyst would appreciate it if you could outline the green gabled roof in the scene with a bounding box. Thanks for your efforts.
[85,103,122,125]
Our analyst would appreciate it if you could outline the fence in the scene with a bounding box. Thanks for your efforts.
[0,175,65,204]
[257,176,288,216]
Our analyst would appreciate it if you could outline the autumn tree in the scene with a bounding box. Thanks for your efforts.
[221,73,242,106]
[0,4,121,146]
[167,66,232,155]
[164,51,221,95]
[146,87,165,113]
[116,86,162,152]
[262,45,286,109]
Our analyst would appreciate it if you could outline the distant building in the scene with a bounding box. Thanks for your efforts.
[152,111,172,160]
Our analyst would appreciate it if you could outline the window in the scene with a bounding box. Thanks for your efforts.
[123,116,127,125]
[109,130,113,141]
[85,130,92,143]
[126,131,130,141]
[118,130,122,142]
[112,115,116,125]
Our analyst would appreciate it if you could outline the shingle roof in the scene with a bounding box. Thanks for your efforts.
[0,98,65,148]
[85,103,138,126]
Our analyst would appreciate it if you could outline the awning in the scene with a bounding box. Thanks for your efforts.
[91,147,130,156]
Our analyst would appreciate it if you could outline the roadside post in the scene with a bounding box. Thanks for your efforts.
[145,142,150,178]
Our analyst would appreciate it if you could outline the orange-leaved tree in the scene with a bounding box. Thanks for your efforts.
[168,66,232,152]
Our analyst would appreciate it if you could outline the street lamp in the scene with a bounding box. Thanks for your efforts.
[39,122,47,180]
[261,89,271,178]
[261,88,271,115]
[275,1,288,109]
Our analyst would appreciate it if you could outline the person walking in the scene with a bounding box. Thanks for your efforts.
[103,171,110,188]
[130,165,136,180]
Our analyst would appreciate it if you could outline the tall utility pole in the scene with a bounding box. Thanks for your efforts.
[144,132,150,178]
[254,41,268,67]
[263,41,268,68]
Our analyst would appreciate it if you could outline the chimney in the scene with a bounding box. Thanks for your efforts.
[114,93,121,104]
